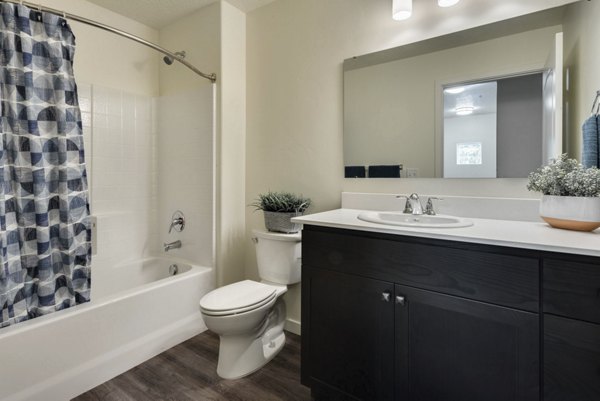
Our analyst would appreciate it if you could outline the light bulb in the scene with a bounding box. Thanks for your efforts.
[393,0,412,21]
[445,86,465,94]
[438,0,460,7]
[455,106,474,116]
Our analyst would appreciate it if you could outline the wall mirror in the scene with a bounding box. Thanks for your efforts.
[343,5,570,179]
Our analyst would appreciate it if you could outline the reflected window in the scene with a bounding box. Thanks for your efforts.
[456,142,482,165]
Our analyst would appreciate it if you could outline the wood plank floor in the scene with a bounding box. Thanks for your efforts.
[73,331,311,401]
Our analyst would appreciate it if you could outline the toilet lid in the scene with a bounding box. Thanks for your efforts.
[200,280,277,314]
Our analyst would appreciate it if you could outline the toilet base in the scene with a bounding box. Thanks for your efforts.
[216,299,286,379]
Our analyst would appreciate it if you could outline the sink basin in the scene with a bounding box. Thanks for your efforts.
[357,211,473,228]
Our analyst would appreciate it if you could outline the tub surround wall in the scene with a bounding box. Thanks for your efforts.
[88,85,159,297]
[158,1,247,288]
[36,0,164,294]
[157,89,214,267]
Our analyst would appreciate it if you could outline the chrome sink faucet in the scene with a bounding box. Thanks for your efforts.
[397,193,423,215]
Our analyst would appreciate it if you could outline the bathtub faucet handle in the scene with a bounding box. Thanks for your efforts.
[168,210,185,233]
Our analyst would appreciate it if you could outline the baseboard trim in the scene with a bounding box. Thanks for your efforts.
[285,318,301,335]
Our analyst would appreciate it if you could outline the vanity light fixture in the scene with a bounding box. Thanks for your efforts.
[392,0,412,21]
[455,106,474,116]
[438,0,461,7]
[445,86,465,94]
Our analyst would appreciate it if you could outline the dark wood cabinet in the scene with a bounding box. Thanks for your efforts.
[544,307,600,401]
[395,284,539,401]
[301,225,543,401]
[543,258,600,324]
[301,224,600,401]
[302,267,395,400]
[542,256,600,401]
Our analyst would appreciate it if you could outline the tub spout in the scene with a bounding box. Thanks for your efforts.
[164,240,182,252]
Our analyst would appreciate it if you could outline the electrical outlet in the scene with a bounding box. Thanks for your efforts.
[406,168,419,178]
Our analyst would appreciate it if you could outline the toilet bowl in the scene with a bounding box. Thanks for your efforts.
[199,229,301,379]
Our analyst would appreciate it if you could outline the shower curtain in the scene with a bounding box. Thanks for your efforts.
[0,3,91,328]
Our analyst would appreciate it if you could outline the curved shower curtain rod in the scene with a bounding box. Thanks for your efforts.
[0,0,217,83]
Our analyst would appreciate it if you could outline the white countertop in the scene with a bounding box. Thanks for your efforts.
[292,209,600,258]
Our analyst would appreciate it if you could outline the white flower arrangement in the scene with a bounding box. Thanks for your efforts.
[527,154,600,197]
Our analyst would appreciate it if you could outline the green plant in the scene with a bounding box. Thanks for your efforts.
[251,191,312,213]
[527,154,600,197]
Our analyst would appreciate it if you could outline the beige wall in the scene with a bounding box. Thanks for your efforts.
[563,0,600,160]
[245,0,580,327]
[158,3,220,96]
[218,1,248,286]
[42,0,158,96]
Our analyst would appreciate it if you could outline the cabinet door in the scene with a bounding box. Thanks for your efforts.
[544,314,600,401]
[395,284,539,401]
[302,267,395,400]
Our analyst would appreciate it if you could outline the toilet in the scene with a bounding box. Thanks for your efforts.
[199,229,301,379]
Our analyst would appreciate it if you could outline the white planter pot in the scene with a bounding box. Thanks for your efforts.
[540,195,600,231]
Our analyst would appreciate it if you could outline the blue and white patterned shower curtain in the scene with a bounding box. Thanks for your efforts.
[0,3,91,328]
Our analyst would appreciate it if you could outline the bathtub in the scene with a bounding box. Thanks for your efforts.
[0,257,213,401]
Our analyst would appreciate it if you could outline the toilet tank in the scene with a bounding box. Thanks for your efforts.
[253,229,301,285]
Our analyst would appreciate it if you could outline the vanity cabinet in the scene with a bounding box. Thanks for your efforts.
[301,225,541,401]
[543,258,600,401]
[303,267,395,400]
[395,284,539,401]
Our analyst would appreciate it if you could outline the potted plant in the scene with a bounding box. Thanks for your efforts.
[251,191,312,233]
[527,154,600,231]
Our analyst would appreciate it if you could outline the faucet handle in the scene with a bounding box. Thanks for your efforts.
[424,197,443,215]
[396,195,412,214]
[168,210,185,233]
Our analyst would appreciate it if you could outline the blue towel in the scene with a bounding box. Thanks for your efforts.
[582,115,599,168]
[345,166,366,178]
[368,165,401,178]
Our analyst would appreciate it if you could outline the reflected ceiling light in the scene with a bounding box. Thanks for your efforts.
[455,106,474,116]
[438,0,460,7]
[392,0,412,21]
[445,86,465,94]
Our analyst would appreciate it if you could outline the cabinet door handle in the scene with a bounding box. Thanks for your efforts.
[395,295,406,306]
[381,291,391,302]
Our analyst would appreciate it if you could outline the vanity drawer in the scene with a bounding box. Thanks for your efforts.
[544,258,600,324]
[303,226,539,312]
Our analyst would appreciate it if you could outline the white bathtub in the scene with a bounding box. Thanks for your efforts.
[0,257,213,401]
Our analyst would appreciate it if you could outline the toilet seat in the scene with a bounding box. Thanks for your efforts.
[200,280,278,316]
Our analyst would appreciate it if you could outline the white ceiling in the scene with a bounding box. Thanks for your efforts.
[444,82,498,118]
[86,0,277,29]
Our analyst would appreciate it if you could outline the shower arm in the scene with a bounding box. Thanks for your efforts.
[0,0,217,83]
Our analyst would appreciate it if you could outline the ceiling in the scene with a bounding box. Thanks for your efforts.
[86,0,277,29]
[444,82,498,118]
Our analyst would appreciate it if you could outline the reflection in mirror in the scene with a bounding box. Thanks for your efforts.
[443,73,545,178]
[343,6,570,179]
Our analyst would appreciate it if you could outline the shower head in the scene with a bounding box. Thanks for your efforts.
[163,51,186,65]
